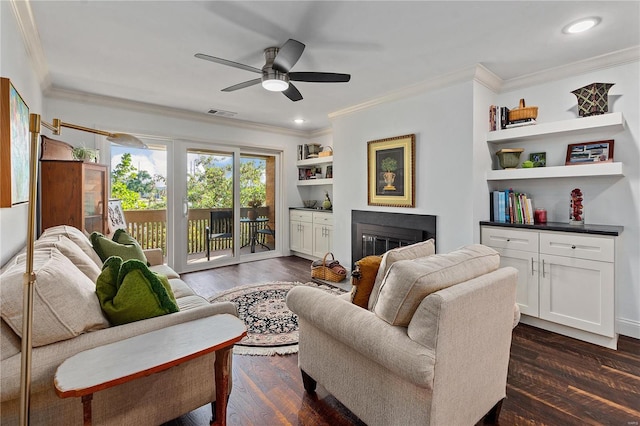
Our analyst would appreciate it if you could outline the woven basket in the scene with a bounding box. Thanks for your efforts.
[311,252,346,282]
[508,98,538,122]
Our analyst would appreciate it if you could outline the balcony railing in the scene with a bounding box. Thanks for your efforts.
[122,207,272,255]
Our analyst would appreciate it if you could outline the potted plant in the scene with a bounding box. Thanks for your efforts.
[247,198,263,220]
[380,157,398,191]
[72,146,98,163]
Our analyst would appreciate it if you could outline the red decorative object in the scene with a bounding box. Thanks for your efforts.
[570,188,584,225]
[534,208,547,224]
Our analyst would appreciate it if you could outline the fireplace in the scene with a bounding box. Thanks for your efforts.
[351,210,436,265]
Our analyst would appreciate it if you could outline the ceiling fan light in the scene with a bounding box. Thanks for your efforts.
[262,78,289,92]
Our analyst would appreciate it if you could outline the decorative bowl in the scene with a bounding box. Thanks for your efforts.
[496,148,524,169]
[303,200,317,208]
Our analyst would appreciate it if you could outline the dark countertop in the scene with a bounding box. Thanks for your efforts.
[289,207,333,212]
[480,221,623,236]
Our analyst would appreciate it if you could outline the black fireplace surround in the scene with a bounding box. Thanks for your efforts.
[351,210,437,266]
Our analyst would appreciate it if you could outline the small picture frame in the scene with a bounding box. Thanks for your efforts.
[566,140,614,165]
[529,152,546,167]
[107,199,127,234]
[325,165,333,179]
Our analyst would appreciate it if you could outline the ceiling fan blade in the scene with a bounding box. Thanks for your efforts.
[283,83,303,102]
[222,78,262,92]
[272,39,305,73]
[195,53,262,74]
[289,72,351,83]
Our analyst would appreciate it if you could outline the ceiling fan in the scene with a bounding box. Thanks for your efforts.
[195,39,351,102]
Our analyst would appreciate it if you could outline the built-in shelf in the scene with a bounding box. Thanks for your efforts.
[296,156,333,166]
[487,162,624,181]
[486,112,625,144]
[297,178,333,186]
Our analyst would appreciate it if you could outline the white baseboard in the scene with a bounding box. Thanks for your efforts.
[617,317,640,340]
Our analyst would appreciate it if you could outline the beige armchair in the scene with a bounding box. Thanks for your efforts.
[287,244,518,426]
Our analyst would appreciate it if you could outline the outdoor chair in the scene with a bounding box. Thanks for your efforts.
[205,210,233,260]
[256,224,275,250]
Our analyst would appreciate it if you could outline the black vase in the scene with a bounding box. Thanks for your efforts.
[571,82,614,117]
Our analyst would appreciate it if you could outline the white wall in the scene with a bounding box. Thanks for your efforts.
[0,2,44,265]
[331,80,475,266]
[493,62,640,338]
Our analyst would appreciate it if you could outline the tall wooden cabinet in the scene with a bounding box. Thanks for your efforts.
[40,160,108,234]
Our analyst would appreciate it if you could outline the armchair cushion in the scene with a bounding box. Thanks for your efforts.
[96,257,179,326]
[368,239,435,310]
[90,230,148,264]
[374,244,500,326]
[350,255,382,308]
[0,248,109,347]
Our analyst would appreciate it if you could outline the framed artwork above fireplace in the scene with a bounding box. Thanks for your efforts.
[367,134,415,207]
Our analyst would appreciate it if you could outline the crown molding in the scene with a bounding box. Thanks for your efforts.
[329,47,640,120]
[45,87,311,138]
[10,0,51,90]
[500,46,640,92]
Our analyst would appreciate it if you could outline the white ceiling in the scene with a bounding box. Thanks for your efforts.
[25,1,640,132]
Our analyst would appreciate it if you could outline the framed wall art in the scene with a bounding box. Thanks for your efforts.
[1,77,30,207]
[566,140,614,165]
[367,134,415,207]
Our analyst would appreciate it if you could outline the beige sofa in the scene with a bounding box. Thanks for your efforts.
[0,225,237,425]
[287,243,518,426]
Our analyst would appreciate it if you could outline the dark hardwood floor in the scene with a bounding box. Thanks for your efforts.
[169,256,640,426]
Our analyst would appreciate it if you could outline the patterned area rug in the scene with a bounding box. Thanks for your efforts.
[209,281,345,356]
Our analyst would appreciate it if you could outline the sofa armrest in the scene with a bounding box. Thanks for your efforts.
[1,301,237,402]
[144,248,164,266]
[286,286,435,388]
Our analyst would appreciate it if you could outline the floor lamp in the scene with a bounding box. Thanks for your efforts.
[19,114,145,426]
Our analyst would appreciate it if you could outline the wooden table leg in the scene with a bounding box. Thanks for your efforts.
[81,394,93,426]
[212,346,232,426]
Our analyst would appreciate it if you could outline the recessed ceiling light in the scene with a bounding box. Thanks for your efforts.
[294,119,305,124]
[563,17,601,34]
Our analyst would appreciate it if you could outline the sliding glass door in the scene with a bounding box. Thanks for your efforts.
[175,143,280,273]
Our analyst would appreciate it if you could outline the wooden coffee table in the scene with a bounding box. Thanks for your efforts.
[54,314,246,426]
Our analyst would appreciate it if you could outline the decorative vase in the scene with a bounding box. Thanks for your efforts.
[569,188,584,225]
[571,83,614,117]
[247,209,257,220]
[383,171,396,191]
[496,148,524,169]
[322,191,332,210]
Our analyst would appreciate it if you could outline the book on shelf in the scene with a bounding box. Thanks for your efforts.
[490,189,535,224]
[505,118,537,129]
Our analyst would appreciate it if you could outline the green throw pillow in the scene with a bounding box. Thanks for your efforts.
[90,231,148,264]
[95,257,179,326]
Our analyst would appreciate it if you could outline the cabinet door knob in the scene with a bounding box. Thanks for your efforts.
[506,238,511,242]
[571,245,576,249]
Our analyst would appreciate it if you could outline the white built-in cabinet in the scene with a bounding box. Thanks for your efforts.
[481,225,618,349]
[290,210,313,255]
[290,209,333,258]
[311,212,333,258]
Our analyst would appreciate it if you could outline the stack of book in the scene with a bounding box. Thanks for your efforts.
[490,189,535,224]
[489,105,537,131]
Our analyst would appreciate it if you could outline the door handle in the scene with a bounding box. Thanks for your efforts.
[531,257,535,275]
[183,197,188,217]
[542,259,546,278]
